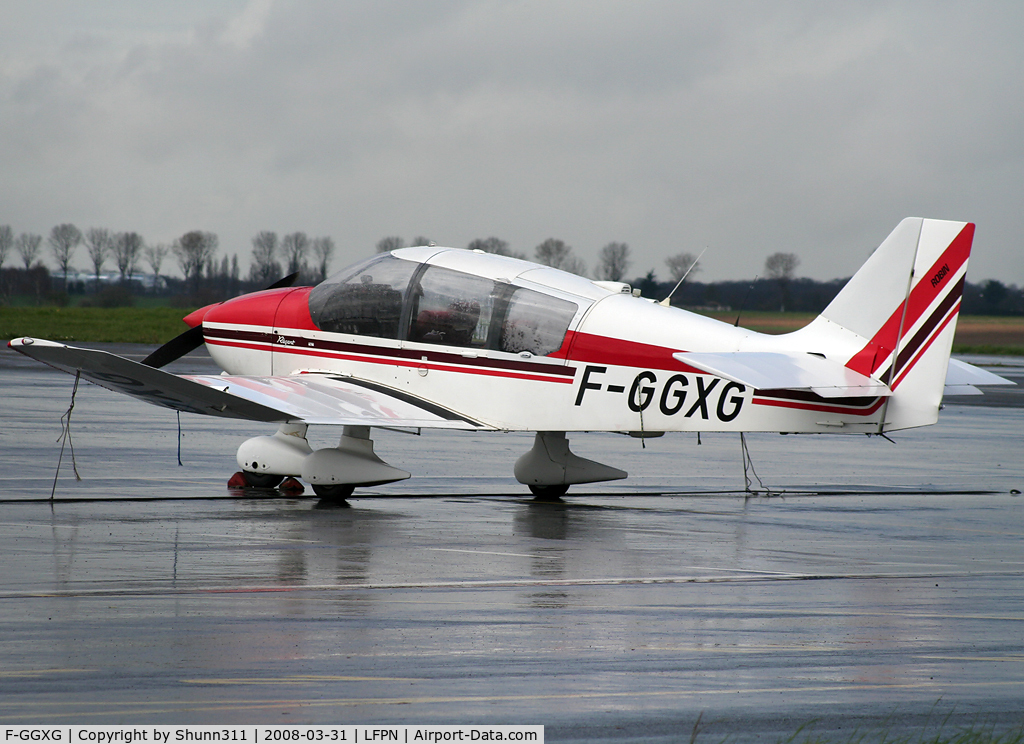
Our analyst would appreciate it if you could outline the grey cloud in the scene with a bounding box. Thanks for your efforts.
[0,0,1021,284]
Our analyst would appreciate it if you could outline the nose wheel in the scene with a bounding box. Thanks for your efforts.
[230,471,285,489]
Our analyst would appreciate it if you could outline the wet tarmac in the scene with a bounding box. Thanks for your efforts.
[2,345,1023,740]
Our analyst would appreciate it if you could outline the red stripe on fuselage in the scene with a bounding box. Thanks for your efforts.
[559,331,703,373]
[203,331,576,384]
[751,395,886,416]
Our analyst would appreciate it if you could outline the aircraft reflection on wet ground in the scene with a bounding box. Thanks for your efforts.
[1,346,1023,740]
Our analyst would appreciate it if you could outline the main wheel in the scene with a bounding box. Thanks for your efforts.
[311,483,355,500]
[242,471,284,488]
[528,483,569,499]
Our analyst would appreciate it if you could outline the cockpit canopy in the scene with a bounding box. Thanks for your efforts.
[308,254,579,356]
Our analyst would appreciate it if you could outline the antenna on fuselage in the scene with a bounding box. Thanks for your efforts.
[734,275,758,327]
[658,248,706,308]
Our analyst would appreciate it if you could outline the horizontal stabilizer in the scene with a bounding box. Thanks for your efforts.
[8,338,488,430]
[944,358,1016,386]
[943,358,1016,396]
[673,351,892,398]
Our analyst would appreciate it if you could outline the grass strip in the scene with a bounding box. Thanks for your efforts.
[0,306,194,344]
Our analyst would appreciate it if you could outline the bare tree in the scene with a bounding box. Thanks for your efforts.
[596,242,631,282]
[0,225,12,269]
[376,236,405,254]
[410,236,432,247]
[48,223,83,290]
[311,236,335,282]
[17,233,42,270]
[84,228,111,289]
[764,252,799,280]
[250,231,280,285]
[111,232,144,282]
[144,243,169,278]
[535,238,586,275]
[764,252,800,311]
[174,231,218,295]
[281,232,309,276]
[664,252,702,283]
[144,243,169,292]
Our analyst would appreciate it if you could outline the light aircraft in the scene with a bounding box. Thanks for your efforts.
[8,218,1013,500]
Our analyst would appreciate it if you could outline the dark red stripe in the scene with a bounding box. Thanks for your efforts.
[754,389,882,409]
[891,300,960,389]
[752,395,886,416]
[875,275,965,385]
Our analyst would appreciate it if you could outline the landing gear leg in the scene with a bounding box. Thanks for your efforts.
[301,426,410,506]
[515,431,627,497]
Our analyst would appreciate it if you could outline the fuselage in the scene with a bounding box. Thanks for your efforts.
[196,247,887,434]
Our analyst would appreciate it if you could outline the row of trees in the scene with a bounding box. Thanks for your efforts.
[372,235,799,297]
[249,231,335,285]
[4,223,1022,316]
[0,222,870,308]
[0,223,181,290]
[0,223,339,302]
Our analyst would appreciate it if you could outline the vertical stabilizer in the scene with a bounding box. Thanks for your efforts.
[819,218,974,431]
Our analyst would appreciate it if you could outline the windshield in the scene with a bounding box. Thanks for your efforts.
[309,254,579,355]
[308,255,418,339]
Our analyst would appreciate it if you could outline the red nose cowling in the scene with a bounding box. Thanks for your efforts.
[197,286,316,330]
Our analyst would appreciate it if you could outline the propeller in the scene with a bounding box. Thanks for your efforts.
[265,271,300,290]
[141,272,301,369]
[141,325,205,368]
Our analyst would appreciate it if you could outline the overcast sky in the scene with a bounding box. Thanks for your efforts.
[2,1,1022,285]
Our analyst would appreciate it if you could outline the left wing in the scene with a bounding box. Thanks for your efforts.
[8,338,490,430]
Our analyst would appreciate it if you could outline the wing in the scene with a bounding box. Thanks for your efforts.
[673,351,892,398]
[8,338,490,430]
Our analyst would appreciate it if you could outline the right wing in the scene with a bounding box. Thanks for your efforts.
[8,338,490,430]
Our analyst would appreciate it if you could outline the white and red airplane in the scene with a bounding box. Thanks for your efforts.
[8,217,1012,500]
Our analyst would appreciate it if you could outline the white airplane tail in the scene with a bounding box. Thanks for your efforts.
[815,217,974,431]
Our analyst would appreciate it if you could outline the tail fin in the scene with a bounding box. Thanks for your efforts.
[819,217,974,431]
